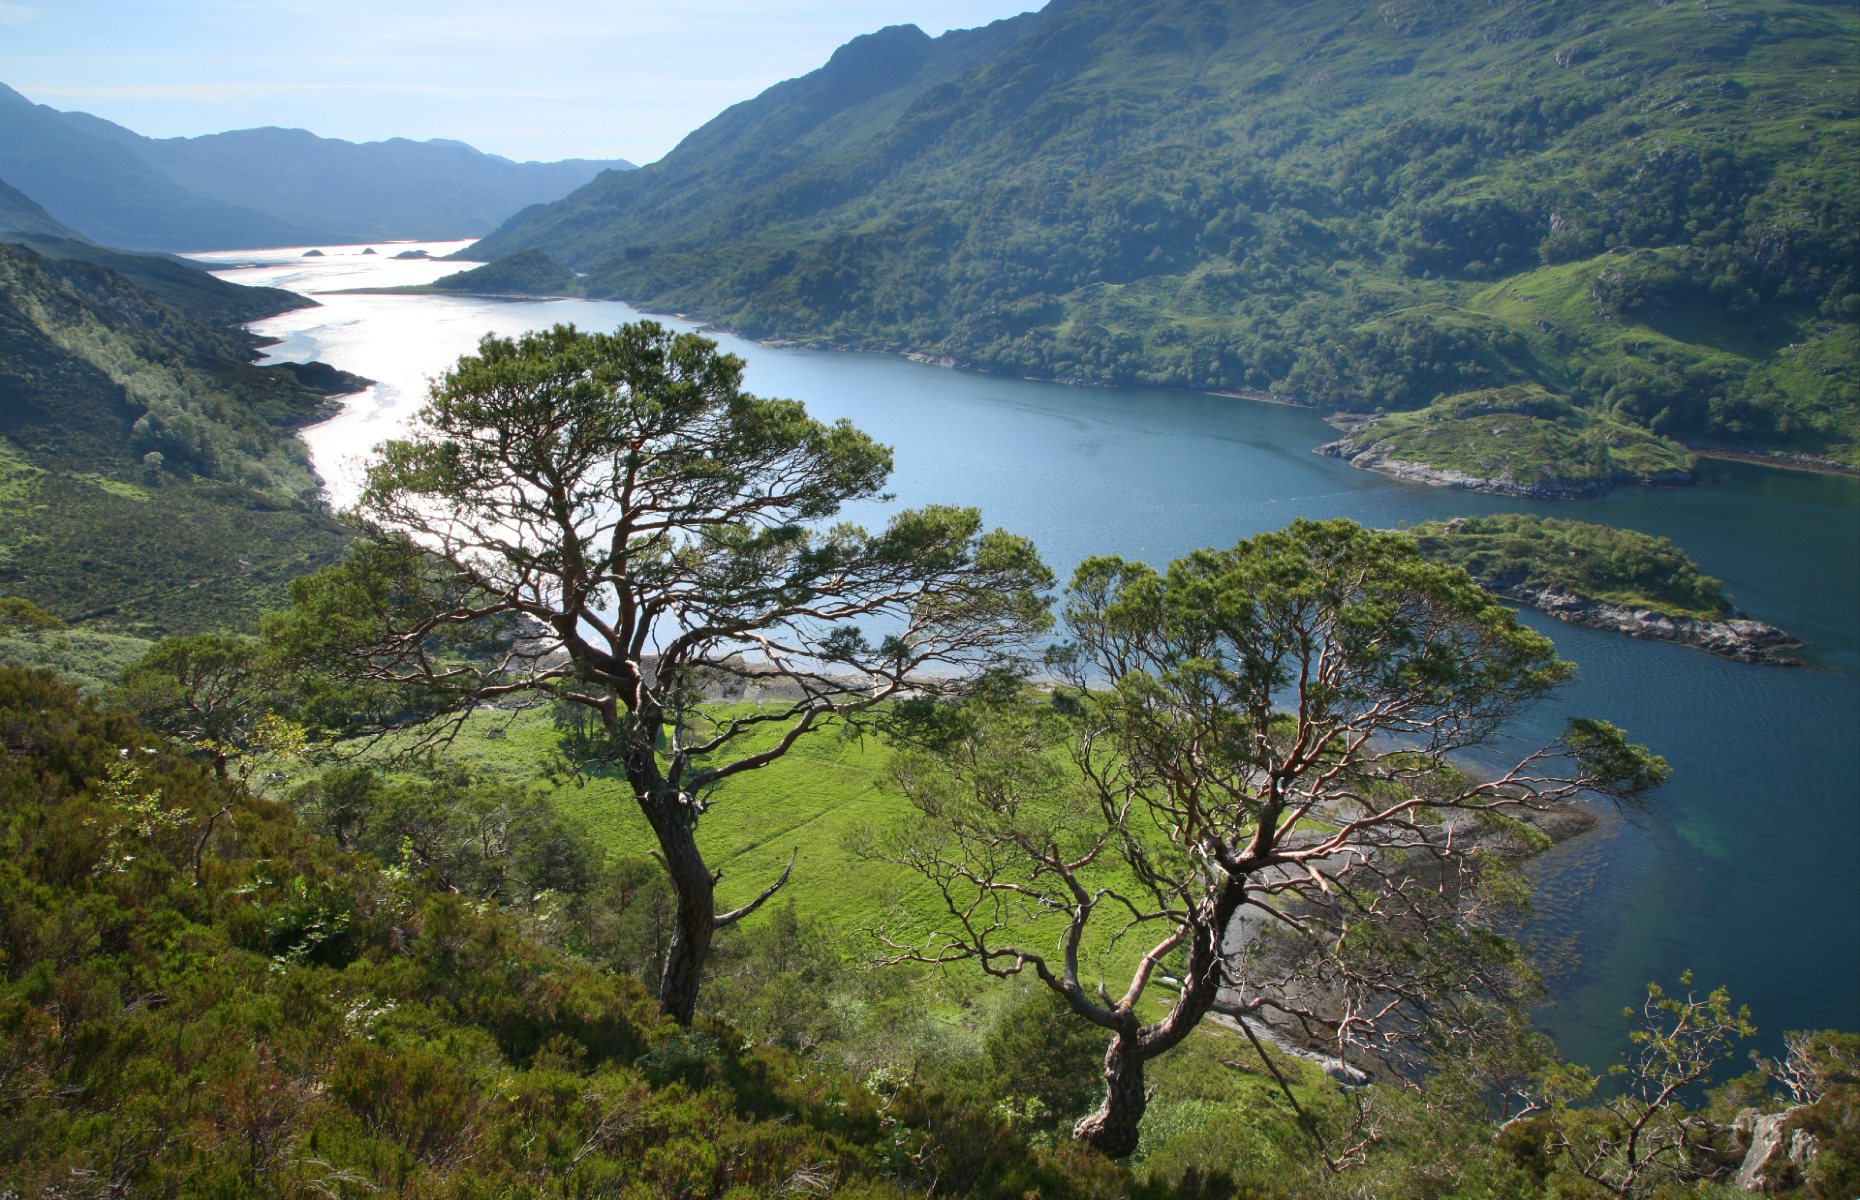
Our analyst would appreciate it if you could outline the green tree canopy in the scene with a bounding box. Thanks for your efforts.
[269,321,1052,1023]
[871,519,1667,1158]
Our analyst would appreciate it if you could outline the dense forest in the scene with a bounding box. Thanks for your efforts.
[469,0,1860,471]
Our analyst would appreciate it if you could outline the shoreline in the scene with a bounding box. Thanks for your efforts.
[1486,581,1803,665]
[285,274,1857,501]
[1688,445,1860,478]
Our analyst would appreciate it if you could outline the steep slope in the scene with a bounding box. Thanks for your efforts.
[0,174,313,324]
[0,232,316,327]
[0,176,87,240]
[0,668,1140,1200]
[0,82,635,250]
[472,0,1860,468]
[0,242,351,632]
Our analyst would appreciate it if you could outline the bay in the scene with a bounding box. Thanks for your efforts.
[194,241,1860,1068]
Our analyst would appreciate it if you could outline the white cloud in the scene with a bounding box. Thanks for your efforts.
[0,2,41,26]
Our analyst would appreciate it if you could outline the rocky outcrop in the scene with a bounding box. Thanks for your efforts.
[1485,581,1802,665]
[1732,1107,1819,1192]
[1316,437,1694,499]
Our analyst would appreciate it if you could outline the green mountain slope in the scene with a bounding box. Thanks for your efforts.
[472,0,1860,467]
[0,242,350,633]
[0,82,635,250]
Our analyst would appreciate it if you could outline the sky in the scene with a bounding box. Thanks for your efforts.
[0,1,1039,164]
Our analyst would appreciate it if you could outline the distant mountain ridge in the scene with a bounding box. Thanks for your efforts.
[0,82,634,251]
[469,0,1860,468]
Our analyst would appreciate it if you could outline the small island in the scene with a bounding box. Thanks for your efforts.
[1319,386,1696,498]
[1408,513,1801,664]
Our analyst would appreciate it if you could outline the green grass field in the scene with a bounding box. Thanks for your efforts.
[402,704,1202,1013]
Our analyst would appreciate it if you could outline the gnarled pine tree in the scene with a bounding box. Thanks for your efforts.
[270,321,1051,1023]
[868,519,1667,1158]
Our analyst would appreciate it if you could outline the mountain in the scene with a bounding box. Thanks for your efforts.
[469,0,1860,468]
[0,177,315,326]
[0,83,316,250]
[0,175,87,240]
[0,81,635,251]
[131,126,635,244]
[0,240,351,633]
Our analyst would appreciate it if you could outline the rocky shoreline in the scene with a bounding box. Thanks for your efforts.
[1315,434,1695,499]
[1484,579,1802,665]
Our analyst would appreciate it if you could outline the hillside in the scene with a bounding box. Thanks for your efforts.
[0,666,1155,1199]
[0,241,351,636]
[0,175,85,240]
[0,83,311,249]
[0,82,634,250]
[470,0,1860,468]
[0,175,315,325]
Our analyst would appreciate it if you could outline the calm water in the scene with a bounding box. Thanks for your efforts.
[195,241,1860,1067]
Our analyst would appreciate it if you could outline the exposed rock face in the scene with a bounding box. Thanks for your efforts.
[1316,438,1694,499]
[1733,1107,1819,1192]
[1488,581,1802,665]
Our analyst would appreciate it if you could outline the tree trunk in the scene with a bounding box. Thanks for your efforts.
[641,786,715,1025]
[1073,1032,1148,1159]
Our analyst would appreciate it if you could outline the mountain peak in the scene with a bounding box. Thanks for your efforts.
[817,23,934,96]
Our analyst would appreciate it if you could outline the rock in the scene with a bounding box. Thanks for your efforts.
[1315,438,1694,499]
[361,247,376,255]
[1320,1056,1370,1087]
[1733,1106,1819,1192]
[301,248,325,257]
[391,249,431,260]
[1487,582,1803,665]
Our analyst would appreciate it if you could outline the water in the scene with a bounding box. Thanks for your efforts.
[195,241,1860,1068]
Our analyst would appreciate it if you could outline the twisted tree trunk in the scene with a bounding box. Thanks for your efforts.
[641,785,715,1025]
[1074,1032,1148,1158]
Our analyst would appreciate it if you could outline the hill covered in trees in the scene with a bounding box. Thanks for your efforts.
[469,0,1860,469]
[0,82,635,250]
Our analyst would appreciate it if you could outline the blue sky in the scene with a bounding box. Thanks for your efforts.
[0,1,1038,163]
